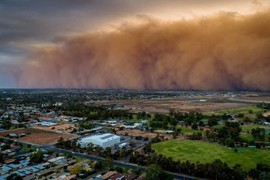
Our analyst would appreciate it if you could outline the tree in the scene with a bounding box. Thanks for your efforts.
[191,123,198,130]
[87,143,94,153]
[259,172,270,180]
[189,132,202,140]
[145,164,171,180]
[210,159,224,180]
[217,122,241,142]
[104,147,112,157]
[30,149,43,164]
[101,158,113,170]
[6,173,23,180]
[208,118,217,127]
[249,163,270,179]
[0,152,3,163]
[70,165,82,175]
[95,146,103,156]
[57,137,65,147]
[114,166,124,173]
[251,128,265,141]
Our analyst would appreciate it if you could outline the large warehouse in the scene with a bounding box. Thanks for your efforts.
[78,133,121,148]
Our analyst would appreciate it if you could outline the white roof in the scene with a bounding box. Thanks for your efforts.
[48,156,65,163]
[80,133,120,144]
[40,121,57,126]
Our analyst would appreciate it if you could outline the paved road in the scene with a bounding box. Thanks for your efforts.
[1,137,202,180]
[41,146,201,180]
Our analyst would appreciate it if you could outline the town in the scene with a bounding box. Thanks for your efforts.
[0,89,270,180]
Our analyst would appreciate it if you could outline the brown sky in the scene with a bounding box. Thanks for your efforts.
[0,0,270,89]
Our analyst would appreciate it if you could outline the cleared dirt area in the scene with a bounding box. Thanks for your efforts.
[33,123,76,133]
[263,112,270,117]
[93,97,249,113]
[0,128,77,145]
[238,94,270,101]
[116,129,183,140]
[117,129,157,139]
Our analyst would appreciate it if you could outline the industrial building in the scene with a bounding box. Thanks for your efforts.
[78,133,121,148]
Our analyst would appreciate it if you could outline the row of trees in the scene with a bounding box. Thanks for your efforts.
[149,111,232,131]
[62,103,133,120]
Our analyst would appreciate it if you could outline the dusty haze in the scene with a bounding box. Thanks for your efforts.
[17,10,270,90]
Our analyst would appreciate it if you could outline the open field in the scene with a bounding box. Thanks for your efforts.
[178,127,206,135]
[152,140,270,170]
[93,97,250,113]
[0,128,78,145]
[153,130,186,140]
[241,125,270,132]
[217,105,265,115]
[240,125,270,142]
[230,95,270,103]
[263,112,270,117]
[33,123,76,133]
[116,129,183,140]
[116,129,157,139]
[238,95,270,102]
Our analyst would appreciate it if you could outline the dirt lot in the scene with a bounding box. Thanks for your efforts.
[238,94,270,101]
[0,128,78,145]
[93,97,249,113]
[116,129,183,140]
[263,112,270,117]
[33,123,76,133]
[117,129,157,139]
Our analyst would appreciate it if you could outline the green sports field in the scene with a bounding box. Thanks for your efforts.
[152,140,270,170]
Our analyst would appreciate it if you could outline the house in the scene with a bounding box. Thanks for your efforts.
[8,134,18,138]
[110,173,137,180]
[125,173,137,180]
[101,171,117,179]
[165,130,174,134]
[48,157,67,165]
[110,173,125,180]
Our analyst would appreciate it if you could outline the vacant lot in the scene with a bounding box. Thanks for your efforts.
[152,140,270,170]
[0,128,77,145]
[33,123,76,133]
[117,129,157,139]
[93,97,249,113]
[263,112,270,117]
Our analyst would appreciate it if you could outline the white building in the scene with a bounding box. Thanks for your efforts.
[78,133,121,148]
[48,157,67,165]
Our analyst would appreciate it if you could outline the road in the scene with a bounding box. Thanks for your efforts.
[41,145,202,180]
[1,137,203,180]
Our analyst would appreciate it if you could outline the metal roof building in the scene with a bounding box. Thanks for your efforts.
[78,133,120,148]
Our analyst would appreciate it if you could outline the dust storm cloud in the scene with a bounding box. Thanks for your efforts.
[17,10,270,90]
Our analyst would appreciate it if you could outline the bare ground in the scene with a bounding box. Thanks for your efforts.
[0,128,78,145]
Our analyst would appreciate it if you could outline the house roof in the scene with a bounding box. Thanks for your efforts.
[101,171,117,179]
